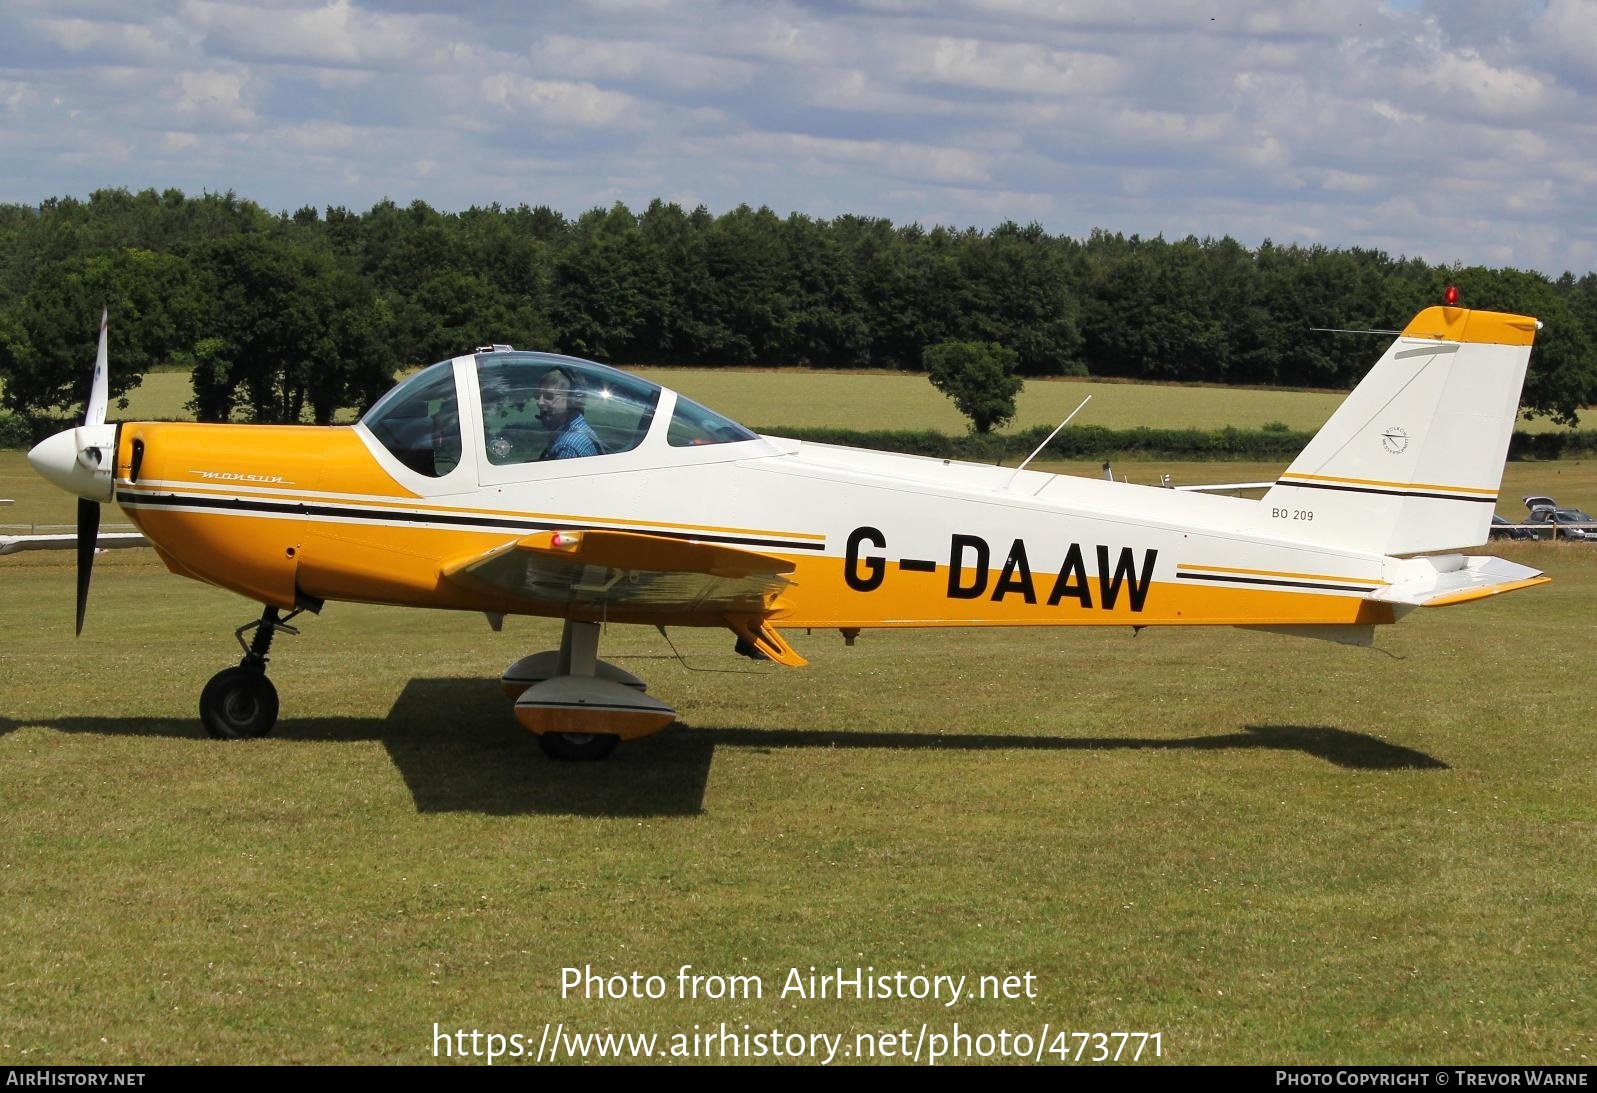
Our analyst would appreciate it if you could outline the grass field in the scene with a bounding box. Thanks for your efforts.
[2,537,1593,1065]
[98,367,1592,435]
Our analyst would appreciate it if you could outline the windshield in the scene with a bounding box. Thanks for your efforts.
[359,360,461,477]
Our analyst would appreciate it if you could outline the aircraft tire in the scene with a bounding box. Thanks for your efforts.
[200,666,280,739]
[537,731,621,761]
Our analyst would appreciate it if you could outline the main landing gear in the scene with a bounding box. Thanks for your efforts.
[196,610,671,759]
[501,619,676,761]
[199,605,304,739]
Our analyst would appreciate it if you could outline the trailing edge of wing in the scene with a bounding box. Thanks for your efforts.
[440,529,796,616]
[1365,555,1548,608]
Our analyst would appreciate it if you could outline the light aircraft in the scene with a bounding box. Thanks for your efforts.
[27,303,1547,759]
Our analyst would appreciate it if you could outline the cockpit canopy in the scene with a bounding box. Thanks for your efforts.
[360,350,757,479]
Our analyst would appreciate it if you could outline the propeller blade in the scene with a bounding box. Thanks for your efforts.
[76,496,100,635]
[86,307,109,427]
[73,309,109,633]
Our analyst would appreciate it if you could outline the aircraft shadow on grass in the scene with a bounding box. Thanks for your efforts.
[0,677,1446,817]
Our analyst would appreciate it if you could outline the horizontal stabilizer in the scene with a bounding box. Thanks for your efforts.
[1367,555,1547,608]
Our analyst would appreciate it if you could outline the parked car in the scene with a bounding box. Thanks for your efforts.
[1525,506,1597,541]
[1490,514,1535,541]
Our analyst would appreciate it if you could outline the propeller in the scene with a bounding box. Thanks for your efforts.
[26,309,115,634]
[76,496,100,635]
[86,306,109,428]
[75,309,111,634]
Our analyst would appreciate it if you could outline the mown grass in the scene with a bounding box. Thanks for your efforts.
[93,367,1592,435]
[2,541,1593,1065]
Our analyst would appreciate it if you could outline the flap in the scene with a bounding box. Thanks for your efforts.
[441,528,796,618]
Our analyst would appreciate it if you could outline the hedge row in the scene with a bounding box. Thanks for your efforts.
[759,423,1597,462]
[758,424,1315,462]
[0,412,35,449]
[1505,430,1597,459]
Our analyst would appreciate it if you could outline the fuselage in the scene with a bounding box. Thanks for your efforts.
[107,352,1398,635]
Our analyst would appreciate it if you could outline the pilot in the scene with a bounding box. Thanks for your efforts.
[431,407,461,475]
[537,367,603,460]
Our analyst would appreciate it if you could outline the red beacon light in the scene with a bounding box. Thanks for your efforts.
[1444,284,1460,306]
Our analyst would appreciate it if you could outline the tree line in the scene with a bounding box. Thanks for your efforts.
[1,187,1593,427]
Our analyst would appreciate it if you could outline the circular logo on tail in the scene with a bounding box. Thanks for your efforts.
[1381,426,1409,454]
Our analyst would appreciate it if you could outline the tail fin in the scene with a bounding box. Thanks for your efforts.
[1253,306,1539,556]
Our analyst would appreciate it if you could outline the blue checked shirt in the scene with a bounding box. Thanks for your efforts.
[542,414,603,460]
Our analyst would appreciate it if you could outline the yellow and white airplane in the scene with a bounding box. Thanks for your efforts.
[28,303,1547,759]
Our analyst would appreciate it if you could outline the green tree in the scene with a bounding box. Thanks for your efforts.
[550,204,670,362]
[0,248,203,416]
[193,234,396,423]
[1449,266,1597,425]
[923,341,1023,434]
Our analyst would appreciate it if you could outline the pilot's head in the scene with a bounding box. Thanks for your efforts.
[536,367,583,431]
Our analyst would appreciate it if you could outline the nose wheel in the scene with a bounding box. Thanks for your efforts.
[200,604,303,740]
[200,666,280,739]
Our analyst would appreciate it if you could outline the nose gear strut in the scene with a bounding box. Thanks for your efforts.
[199,604,306,739]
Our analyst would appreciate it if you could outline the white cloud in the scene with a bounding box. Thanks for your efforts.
[480,74,640,129]
[269,119,372,153]
[893,183,1055,222]
[1529,0,1597,86]
[897,36,1125,97]
[168,68,255,127]
[1408,50,1552,122]
[692,131,993,186]
[181,0,429,67]
[529,35,757,94]
[1313,169,1380,195]
[0,80,39,114]
[21,8,196,66]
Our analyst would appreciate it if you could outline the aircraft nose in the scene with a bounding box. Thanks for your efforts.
[28,425,116,501]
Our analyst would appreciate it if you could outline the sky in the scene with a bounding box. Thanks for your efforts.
[3,0,1595,277]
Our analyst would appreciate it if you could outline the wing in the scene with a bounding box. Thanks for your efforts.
[0,532,147,556]
[439,529,806,664]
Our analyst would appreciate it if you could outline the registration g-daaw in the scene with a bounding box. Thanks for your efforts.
[28,303,1547,759]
